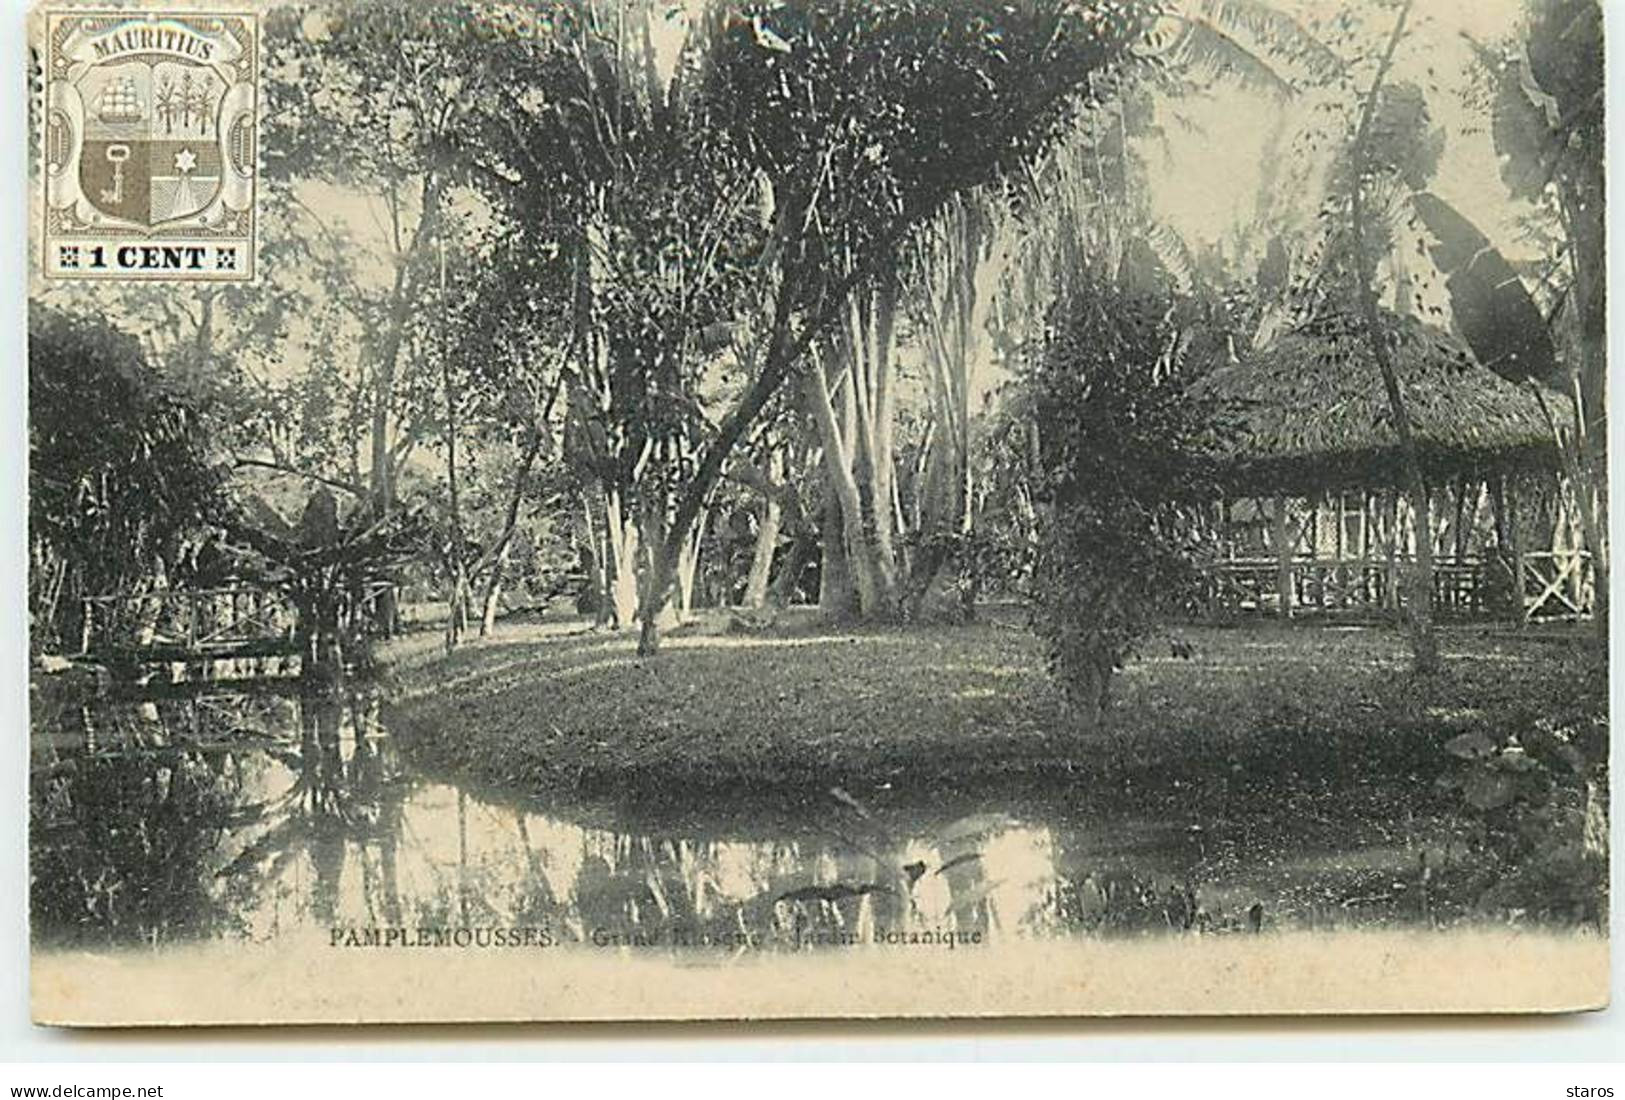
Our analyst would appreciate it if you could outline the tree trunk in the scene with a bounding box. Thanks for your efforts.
[633,460,712,654]
[807,347,895,619]
[443,570,470,654]
[575,490,607,623]
[818,491,856,617]
[440,241,467,653]
[856,281,901,592]
[479,543,508,637]
[365,246,414,638]
[635,534,679,657]
[604,489,640,630]
[370,178,443,519]
[1063,642,1115,729]
[771,534,808,607]
[675,508,705,619]
[1561,170,1608,646]
[1350,0,1439,675]
[634,500,684,657]
[743,493,782,609]
[910,195,981,612]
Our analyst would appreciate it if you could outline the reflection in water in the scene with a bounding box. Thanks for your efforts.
[31,688,1441,952]
[31,690,1090,952]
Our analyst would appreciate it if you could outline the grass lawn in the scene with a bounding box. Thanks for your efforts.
[381,609,1603,804]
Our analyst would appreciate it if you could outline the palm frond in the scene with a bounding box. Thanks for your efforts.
[1143,222,1197,294]
[1189,0,1344,85]
[1144,0,1344,98]
[1150,15,1295,99]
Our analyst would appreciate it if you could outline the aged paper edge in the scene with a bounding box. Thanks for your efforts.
[31,930,1608,1027]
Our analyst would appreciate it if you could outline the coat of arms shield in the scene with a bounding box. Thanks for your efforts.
[78,62,226,227]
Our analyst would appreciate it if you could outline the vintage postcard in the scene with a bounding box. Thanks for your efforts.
[26,0,1608,1026]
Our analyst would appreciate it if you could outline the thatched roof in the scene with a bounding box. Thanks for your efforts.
[1198,315,1569,496]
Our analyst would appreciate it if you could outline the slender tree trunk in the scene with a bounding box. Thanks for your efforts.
[576,489,608,624]
[604,489,640,630]
[675,508,705,619]
[370,178,443,519]
[743,493,782,609]
[366,214,428,638]
[479,542,507,637]
[1350,0,1439,674]
[369,274,407,516]
[860,281,901,592]
[1561,175,1608,645]
[440,243,469,653]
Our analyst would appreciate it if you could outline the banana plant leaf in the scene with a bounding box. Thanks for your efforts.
[1409,190,1558,386]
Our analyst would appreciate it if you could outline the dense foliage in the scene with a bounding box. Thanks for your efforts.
[29,307,225,651]
[1028,272,1234,720]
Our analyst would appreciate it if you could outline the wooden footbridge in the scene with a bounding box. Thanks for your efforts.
[76,583,396,681]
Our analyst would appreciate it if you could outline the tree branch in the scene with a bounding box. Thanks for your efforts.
[233,459,369,499]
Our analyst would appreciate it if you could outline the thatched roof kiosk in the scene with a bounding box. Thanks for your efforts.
[1199,314,1567,499]
[1196,314,1582,620]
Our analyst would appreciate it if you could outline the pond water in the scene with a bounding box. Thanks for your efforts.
[30,684,1453,954]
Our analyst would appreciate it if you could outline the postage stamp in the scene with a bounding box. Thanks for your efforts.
[38,10,259,280]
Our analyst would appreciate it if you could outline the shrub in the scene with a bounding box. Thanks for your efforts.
[1027,272,1235,721]
[1436,707,1609,927]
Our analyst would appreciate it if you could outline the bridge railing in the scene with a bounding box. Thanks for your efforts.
[78,581,403,658]
[79,587,298,657]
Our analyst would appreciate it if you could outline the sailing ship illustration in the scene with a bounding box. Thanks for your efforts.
[95,76,145,124]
